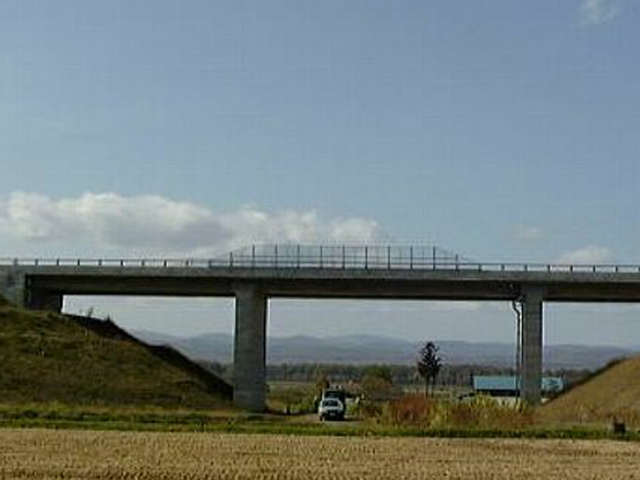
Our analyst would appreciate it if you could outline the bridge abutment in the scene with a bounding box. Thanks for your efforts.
[1,269,62,312]
[0,268,27,307]
[233,284,267,412]
[521,287,544,404]
[27,290,63,313]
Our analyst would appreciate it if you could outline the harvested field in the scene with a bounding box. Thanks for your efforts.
[1,429,640,479]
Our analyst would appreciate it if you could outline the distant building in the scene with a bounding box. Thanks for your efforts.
[471,376,564,402]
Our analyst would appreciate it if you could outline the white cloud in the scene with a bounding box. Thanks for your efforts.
[0,192,381,256]
[578,0,621,27]
[555,246,613,264]
[218,208,379,248]
[515,226,544,242]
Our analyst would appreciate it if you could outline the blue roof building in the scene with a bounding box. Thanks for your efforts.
[473,376,564,397]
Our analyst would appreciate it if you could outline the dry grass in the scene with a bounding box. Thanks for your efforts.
[538,354,640,427]
[0,304,231,409]
[374,394,533,430]
[1,429,640,479]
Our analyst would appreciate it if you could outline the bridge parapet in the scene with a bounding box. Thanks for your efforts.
[2,244,640,274]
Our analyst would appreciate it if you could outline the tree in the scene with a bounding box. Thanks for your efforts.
[417,341,442,397]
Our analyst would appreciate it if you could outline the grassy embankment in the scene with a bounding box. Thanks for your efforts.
[0,296,233,415]
[537,355,640,427]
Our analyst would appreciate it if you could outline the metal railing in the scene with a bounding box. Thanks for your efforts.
[1,244,640,274]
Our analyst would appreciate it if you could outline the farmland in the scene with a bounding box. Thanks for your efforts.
[2,429,640,479]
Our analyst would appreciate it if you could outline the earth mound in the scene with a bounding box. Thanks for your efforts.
[537,354,640,426]
[0,297,233,409]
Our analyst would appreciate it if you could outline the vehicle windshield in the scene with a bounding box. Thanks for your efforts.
[322,399,340,407]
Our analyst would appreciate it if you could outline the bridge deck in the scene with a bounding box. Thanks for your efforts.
[3,263,640,302]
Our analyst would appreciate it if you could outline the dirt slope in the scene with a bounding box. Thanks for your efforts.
[537,354,640,426]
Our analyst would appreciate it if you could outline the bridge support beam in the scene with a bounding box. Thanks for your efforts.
[520,287,544,405]
[233,284,267,412]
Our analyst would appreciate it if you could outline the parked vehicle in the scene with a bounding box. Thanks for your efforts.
[322,387,346,405]
[318,397,345,421]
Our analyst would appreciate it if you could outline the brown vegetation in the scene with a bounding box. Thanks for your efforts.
[379,394,532,429]
[1,429,639,479]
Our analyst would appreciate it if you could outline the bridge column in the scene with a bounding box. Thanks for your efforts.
[233,284,267,412]
[520,287,544,405]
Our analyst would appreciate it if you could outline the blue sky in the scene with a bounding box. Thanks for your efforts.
[1,1,639,347]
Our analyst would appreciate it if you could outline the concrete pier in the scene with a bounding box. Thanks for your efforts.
[521,288,544,404]
[233,284,267,412]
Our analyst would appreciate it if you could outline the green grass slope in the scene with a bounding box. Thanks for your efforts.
[0,300,233,409]
[537,354,640,427]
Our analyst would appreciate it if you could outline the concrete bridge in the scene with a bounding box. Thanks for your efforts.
[2,244,640,411]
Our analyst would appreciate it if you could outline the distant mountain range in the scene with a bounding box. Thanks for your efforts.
[132,330,639,370]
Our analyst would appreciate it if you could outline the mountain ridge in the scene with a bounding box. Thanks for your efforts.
[132,330,638,370]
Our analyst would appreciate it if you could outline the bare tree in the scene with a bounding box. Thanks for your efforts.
[417,341,442,397]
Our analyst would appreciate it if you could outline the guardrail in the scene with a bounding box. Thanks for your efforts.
[1,245,639,274]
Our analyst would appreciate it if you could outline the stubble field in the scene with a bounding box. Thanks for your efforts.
[1,429,640,479]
